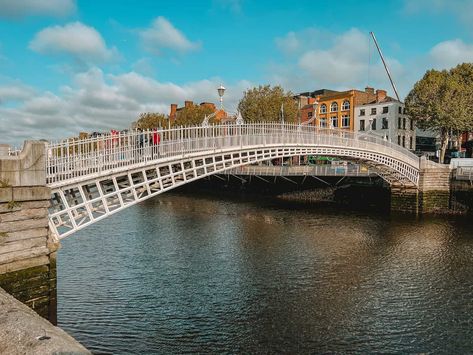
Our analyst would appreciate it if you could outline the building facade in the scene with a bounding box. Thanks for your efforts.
[298,87,416,150]
[298,88,379,131]
[354,91,416,151]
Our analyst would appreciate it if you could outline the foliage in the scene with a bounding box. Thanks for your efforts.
[405,63,473,163]
[175,104,215,126]
[134,112,170,129]
[237,85,298,123]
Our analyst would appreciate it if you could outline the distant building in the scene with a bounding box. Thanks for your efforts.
[169,101,231,123]
[297,87,416,150]
[297,87,379,131]
[354,89,416,151]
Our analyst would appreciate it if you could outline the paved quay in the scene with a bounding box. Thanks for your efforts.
[0,287,90,354]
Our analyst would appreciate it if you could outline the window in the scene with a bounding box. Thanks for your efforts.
[360,109,365,116]
[398,135,401,145]
[398,117,402,129]
[320,118,327,128]
[403,117,406,130]
[410,119,414,131]
[398,106,402,114]
[331,116,338,128]
[371,108,377,115]
[382,117,388,130]
[342,115,350,127]
[330,102,338,112]
[371,118,377,130]
[342,100,350,110]
[382,106,389,114]
[402,136,406,147]
[403,108,407,114]
[360,119,365,131]
[320,104,327,114]
[308,112,313,118]
[409,136,413,150]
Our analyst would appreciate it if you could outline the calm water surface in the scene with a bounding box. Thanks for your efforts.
[57,193,473,354]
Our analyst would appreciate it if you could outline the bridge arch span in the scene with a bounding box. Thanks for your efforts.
[46,123,421,238]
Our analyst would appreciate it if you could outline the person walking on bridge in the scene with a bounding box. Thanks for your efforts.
[152,128,161,158]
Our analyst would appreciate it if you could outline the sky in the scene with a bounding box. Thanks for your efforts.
[1,0,473,145]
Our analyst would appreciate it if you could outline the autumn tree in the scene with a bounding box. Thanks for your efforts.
[237,85,298,123]
[134,112,169,129]
[175,104,215,126]
[405,63,473,163]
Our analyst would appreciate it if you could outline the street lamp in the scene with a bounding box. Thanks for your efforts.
[217,85,225,109]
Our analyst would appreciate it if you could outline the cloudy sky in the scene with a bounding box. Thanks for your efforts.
[1,0,473,145]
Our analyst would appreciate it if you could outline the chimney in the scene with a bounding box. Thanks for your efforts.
[308,97,316,105]
[376,89,387,102]
[170,103,177,119]
[365,87,375,95]
[184,100,193,108]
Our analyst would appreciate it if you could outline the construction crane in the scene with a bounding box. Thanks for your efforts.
[370,31,401,102]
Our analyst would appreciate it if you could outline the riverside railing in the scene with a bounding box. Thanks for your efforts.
[44,123,421,185]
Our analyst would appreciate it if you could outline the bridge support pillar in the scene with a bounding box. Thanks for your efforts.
[390,158,451,214]
[0,141,59,324]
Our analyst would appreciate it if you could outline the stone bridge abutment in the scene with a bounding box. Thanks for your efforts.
[0,142,59,324]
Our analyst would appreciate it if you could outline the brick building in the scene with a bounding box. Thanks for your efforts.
[297,88,379,130]
[169,101,230,123]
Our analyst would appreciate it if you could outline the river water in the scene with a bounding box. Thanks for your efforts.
[57,192,473,354]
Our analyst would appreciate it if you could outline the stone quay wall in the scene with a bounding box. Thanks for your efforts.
[391,158,452,214]
[0,142,59,324]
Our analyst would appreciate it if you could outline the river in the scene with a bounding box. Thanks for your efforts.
[57,192,473,354]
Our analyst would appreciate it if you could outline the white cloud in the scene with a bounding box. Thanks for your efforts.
[271,28,405,96]
[29,22,116,62]
[429,39,473,70]
[403,0,473,25]
[0,82,36,103]
[0,67,251,146]
[140,17,200,54]
[0,0,76,18]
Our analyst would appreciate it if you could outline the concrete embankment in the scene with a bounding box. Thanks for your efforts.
[0,287,90,354]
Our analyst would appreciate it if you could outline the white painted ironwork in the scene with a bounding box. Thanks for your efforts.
[45,123,421,239]
[222,164,375,177]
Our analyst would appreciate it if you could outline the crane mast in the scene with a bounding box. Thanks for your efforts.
[370,31,401,102]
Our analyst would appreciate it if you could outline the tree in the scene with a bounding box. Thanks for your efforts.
[238,85,298,123]
[134,112,169,129]
[405,64,473,163]
[175,104,215,126]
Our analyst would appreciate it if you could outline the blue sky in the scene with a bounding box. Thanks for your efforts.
[1,0,473,144]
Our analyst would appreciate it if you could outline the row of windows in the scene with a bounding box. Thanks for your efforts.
[359,118,388,131]
[398,135,414,150]
[319,115,350,128]
[319,100,350,114]
[398,117,414,130]
[359,117,414,131]
[359,106,407,116]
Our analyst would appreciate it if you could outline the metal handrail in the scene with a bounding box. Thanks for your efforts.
[43,123,420,185]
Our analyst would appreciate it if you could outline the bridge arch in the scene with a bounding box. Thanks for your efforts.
[46,123,421,238]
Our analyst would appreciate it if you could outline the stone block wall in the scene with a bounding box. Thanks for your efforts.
[0,142,59,324]
[390,159,452,214]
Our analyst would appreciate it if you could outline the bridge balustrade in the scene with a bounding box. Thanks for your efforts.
[45,123,420,186]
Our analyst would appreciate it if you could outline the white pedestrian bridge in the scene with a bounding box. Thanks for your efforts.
[43,123,422,239]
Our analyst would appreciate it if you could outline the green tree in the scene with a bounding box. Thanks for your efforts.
[134,112,169,129]
[405,64,473,163]
[175,104,215,126]
[237,85,298,123]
